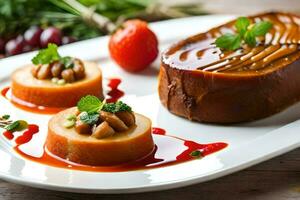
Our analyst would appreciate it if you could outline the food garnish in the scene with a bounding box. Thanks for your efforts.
[31,43,61,65]
[0,115,28,132]
[63,114,77,128]
[64,95,135,138]
[77,95,103,114]
[109,19,159,72]
[189,150,202,158]
[31,43,85,83]
[2,115,10,120]
[215,17,272,51]
[79,112,99,125]
[77,95,131,115]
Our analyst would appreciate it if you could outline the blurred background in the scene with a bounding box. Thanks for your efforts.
[0,0,299,58]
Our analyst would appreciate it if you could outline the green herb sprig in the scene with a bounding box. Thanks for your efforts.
[77,95,132,114]
[215,17,273,51]
[76,95,132,125]
[31,43,75,69]
[32,43,60,65]
[79,112,99,125]
[189,150,202,158]
[0,115,28,132]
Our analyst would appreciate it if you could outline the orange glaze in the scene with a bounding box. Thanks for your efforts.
[1,87,64,114]
[163,12,300,74]
[8,127,228,172]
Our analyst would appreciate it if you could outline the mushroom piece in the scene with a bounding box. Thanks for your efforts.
[115,111,135,127]
[37,64,51,79]
[100,111,128,132]
[75,120,91,135]
[91,121,115,139]
[72,59,85,80]
[61,69,76,83]
[51,62,63,78]
[31,65,41,78]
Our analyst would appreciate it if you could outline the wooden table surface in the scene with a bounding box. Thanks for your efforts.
[1,148,299,200]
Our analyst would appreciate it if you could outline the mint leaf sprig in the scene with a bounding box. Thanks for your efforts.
[32,43,61,65]
[76,95,132,125]
[77,95,132,114]
[31,43,75,69]
[215,17,273,51]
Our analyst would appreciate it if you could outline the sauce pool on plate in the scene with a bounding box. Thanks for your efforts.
[3,125,227,172]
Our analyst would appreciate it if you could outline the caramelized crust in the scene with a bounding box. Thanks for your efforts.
[159,12,300,123]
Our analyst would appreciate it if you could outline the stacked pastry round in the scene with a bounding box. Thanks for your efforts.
[46,108,154,166]
[11,61,103,108]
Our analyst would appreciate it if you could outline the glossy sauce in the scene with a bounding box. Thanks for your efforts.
[163,13,300,73]
[106,78,124,103]
[5,126,228,172]
[2,124,39,143]
[1,87,64,114]
[3,131,14,140]
[15,124,39,145]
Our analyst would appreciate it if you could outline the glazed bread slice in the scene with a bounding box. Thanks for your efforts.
[46,108,155,166]
[11,61,103,108]
[159,12,300,123]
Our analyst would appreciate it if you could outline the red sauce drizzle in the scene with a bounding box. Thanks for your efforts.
[15,124,39,145]
[106,78,124,103]
[6,126,228,172]
[1,87,9,97]
[152,127,166,135]
[2,124,39,143]
[1,87,64,114]
[177,141,228,161]
[3,131,14,140]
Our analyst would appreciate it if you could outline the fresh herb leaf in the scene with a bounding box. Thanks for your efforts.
[215,33,241,51]
[5,121,20,131]
[2,115,10,120]
[32,43,61,65]
[14,120,28,131]
[77,95,103,114]
[79,111,99,125]
[115,101,132,112]
[102,101,132,113]
[248,21,273,37]
[244,31,256,47]
[60,56,74,69]
[4,120,28,132]
[215,17,272,51]
[235,17,250,37]
[190,150,202,158]
[77,96,132,115]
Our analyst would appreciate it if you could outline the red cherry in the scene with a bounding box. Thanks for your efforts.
[5,35,25,56]
[40,27,62,47]
[24,26,43,47]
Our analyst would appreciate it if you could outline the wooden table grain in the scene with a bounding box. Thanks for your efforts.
[0,148,299,200]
